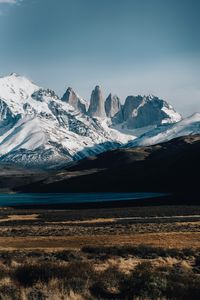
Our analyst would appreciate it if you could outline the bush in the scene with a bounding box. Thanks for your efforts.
[13,261,96,293]
[0,285,20,300]
[195,256,200,268]
[81,245,196,260]
[90,266,127,299]
[0,265,7,280]
[121,262,167,300]
[13,262,69,287]
[27,289,47,300]
[54,250,82,262]
[166,264,200,300]
[62,261,96,293]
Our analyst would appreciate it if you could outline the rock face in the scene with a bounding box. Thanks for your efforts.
[123,95,181,129]
[61,87,87,114]
[105,94,123,124]
[88,86,106,118]
[123,95,144,121]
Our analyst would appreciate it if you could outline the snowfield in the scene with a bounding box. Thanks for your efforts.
[129,113,200,147]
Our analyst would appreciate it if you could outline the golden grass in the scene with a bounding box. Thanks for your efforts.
[0,214,39,222]
[175,221,200,225]
[0,232,199,250]
[46,215,200,225]
[47,217,116,224]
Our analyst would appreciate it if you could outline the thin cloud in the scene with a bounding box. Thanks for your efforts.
[0,0,18,4]
[0,0,22,16]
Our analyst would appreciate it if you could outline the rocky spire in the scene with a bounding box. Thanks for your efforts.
[105,93,123,124]
[61,87,86,114]
[88,86,106,118]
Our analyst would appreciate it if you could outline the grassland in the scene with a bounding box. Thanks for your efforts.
[0,204,200,299]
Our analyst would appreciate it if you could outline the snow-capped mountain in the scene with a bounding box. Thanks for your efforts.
[128,113,200,147]
[0,72,195,169]
[0,73,134,168]
[122,95,181,129]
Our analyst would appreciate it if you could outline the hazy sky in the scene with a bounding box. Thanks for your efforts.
[0,0,200,116]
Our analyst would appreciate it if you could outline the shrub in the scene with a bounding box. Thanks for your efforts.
[13,262,69,287]
[62,261,96,293]
[0,285,20,300]
[90,266,128,299]
[27,288,47,300]
[121,262,167,300]
[81,245,196,260]
[166,264,200,300]
[54,250,82,262]
[195,256,200,268]
[0,265,7,280]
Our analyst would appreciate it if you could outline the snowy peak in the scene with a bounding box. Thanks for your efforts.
[0,75,134,168]
[129,112,200,148]
[61,87,87,114]
[123,95,181,129]
[0,73,39,102]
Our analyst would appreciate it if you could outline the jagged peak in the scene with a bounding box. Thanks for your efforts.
[106,93,120,101]
[61,86,87,113]
[94,85,101,91]
[146,94,156,100]
[0,73,38,87]
[9,72,20,77]
[62,87,79,101]
[66,87,74,93]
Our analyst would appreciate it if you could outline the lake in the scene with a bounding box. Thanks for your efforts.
[0,192,168,207]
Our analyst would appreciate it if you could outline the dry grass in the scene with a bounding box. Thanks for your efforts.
[0,214,39,222]
[0,245,199,300]
[47,217,116,224]
[0,232,199,250]
[175,221,200,225]
[0,205,199,299]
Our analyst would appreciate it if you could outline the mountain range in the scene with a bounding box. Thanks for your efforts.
[0,72,199,169]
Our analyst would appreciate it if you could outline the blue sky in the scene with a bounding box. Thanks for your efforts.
[0,0,200,116]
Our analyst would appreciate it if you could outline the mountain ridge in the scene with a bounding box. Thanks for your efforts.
[0,73,198,169]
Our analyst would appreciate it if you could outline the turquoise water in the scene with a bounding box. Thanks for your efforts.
[0,193,167,206]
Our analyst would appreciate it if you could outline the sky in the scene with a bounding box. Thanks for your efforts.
[0,0,200,116]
